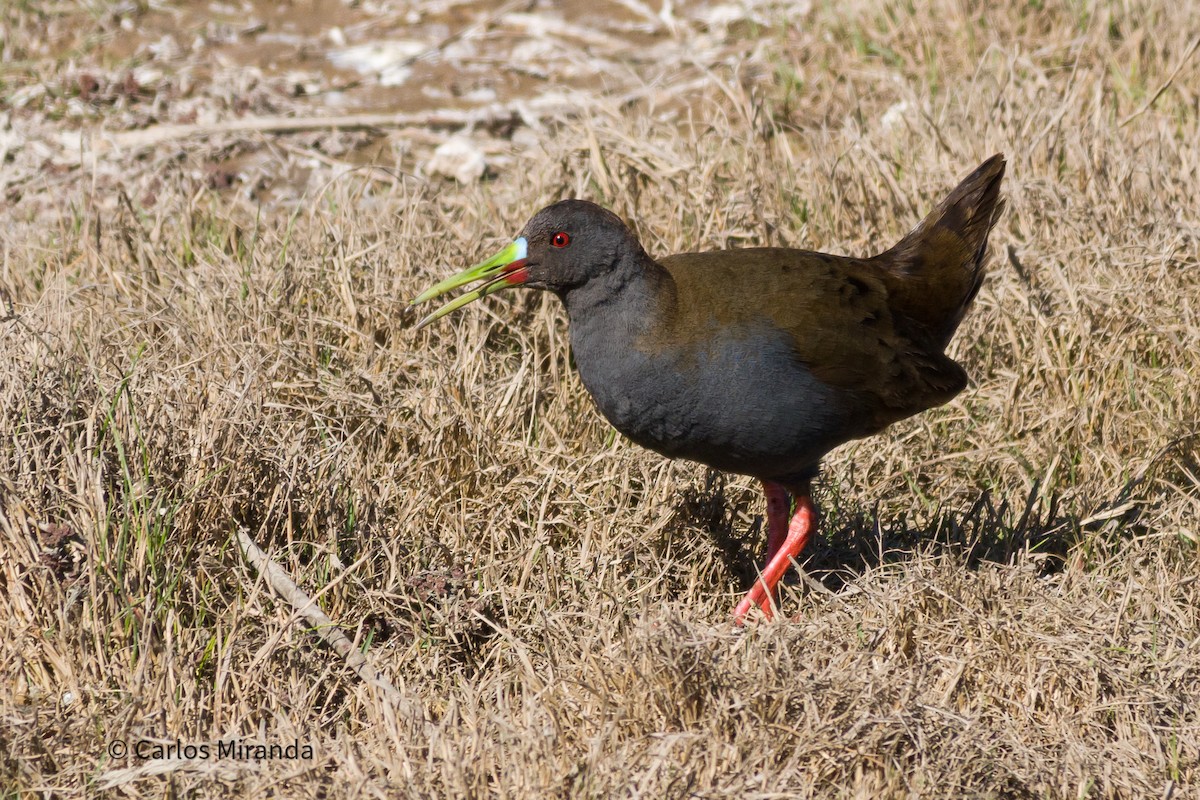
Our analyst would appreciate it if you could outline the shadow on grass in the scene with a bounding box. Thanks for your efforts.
[676,432,1199,594]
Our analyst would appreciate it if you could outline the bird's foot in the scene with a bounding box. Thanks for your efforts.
[732,492,816,625]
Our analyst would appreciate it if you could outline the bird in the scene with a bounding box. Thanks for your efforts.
[412,155,1006,622]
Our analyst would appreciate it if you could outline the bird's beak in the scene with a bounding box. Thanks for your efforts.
[410,237,530,329]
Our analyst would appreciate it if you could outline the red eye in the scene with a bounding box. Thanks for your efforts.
[551,231,570,248]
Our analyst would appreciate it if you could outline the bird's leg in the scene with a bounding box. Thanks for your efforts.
[761,480,792,564]
[734,483,816,623]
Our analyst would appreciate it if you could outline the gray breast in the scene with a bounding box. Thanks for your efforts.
[569,320,868,481]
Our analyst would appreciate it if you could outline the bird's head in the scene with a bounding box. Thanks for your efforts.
[411,199,641,328]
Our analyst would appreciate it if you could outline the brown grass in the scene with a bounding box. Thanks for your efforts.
[2,1,1199,797]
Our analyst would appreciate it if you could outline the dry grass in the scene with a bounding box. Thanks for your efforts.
[3,1,1199,797]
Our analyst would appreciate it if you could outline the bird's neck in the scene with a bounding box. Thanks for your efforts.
[559,250,677,432]
[559,247,672,337]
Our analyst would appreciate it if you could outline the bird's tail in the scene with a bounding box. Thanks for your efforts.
[875,154,1006,348]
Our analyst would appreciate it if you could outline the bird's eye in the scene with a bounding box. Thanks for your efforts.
[551,232,570,248]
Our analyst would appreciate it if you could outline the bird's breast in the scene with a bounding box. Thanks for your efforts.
[567,316,871,480]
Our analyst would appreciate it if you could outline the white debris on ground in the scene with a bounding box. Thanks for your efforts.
[424,136,488,183]
[880,99,912,132]
[326,40,427,87]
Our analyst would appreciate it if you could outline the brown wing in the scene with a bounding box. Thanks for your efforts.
[655,249,967,431]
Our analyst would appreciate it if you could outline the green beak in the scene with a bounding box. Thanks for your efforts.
[411,237,530,329]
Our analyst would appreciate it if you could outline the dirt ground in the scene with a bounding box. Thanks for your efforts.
[2,1,1199,797]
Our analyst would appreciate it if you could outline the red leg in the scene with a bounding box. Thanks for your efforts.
[734,486,816,623]
[762,480,791,565]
